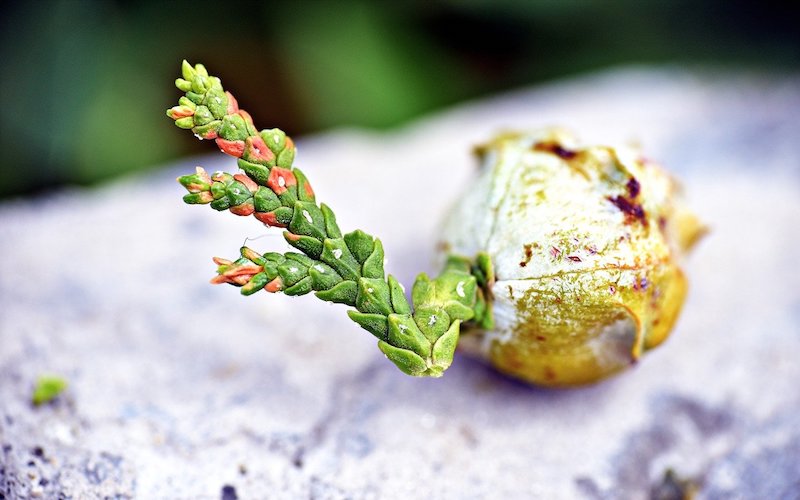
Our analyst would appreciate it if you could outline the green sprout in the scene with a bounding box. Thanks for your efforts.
[169,61,493,377]
[32,375,68,406]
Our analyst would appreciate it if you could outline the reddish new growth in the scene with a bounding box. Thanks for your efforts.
[267,167,296,195]
[303,180,315,199]
[245,135,274,163]
[210,92,256,157]
[183,167,212,192]
[168,107,194,119]
[226,91,240,114]
[216,138,245,157]
[210,257,262,286]
[254,211,285,227]
[210,257,283,293]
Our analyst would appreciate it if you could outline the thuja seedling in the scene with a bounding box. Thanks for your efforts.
[169,61,702,386]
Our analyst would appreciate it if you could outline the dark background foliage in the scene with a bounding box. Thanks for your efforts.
[1,0,797,199]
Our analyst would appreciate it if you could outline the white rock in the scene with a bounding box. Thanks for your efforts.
[1,67,798,499]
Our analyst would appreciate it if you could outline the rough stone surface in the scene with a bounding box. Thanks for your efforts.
[1,68,799,499]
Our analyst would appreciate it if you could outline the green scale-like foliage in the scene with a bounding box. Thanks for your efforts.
[171,61,493,377]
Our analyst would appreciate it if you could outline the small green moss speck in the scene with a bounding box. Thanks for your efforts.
[32,375,68,406]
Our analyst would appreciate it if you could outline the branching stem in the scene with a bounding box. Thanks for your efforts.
[170,61,493,376]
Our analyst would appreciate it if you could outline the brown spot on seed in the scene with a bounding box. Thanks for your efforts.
[533,141,577,160]
[626,177,641,198]
[519,243,534,267]
[607,195,648,227]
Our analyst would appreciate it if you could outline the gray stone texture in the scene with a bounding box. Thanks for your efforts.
[1,68,799,499]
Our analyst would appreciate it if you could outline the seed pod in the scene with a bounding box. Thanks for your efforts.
[442,129,705,386]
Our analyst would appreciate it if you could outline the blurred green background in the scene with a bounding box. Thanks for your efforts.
[1,0,797,199]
